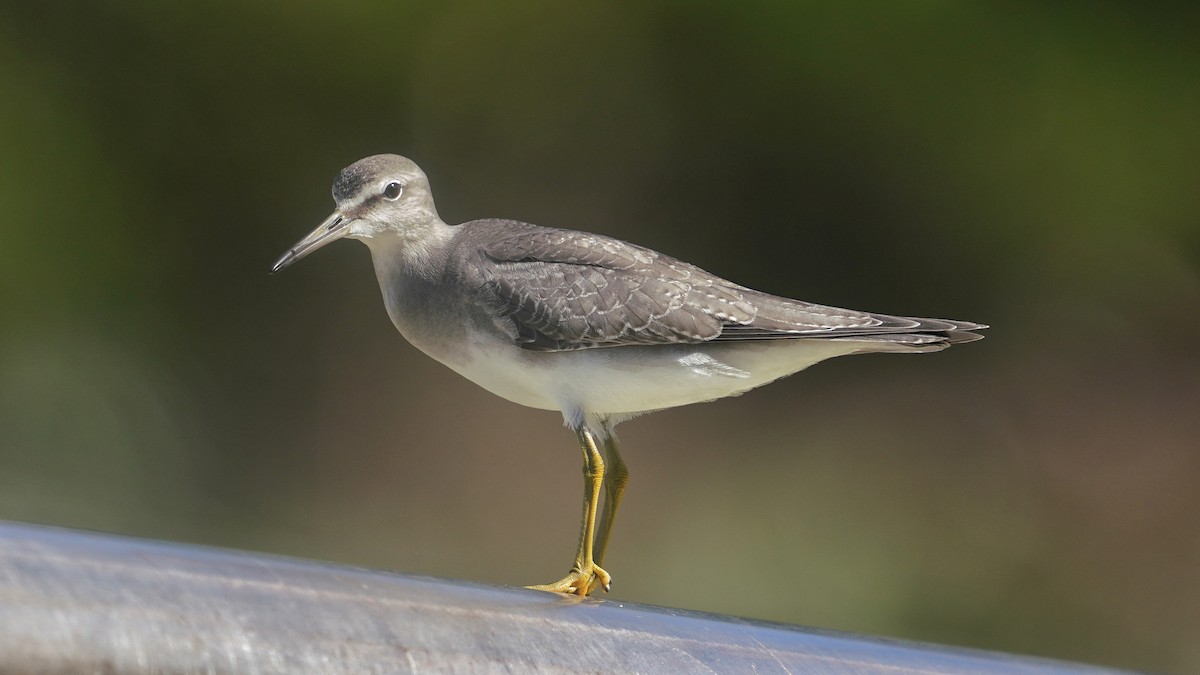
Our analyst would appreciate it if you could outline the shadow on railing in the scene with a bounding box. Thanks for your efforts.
[0,521,1118,673]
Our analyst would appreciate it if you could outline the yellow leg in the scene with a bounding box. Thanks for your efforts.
[581,430,628,596]
[527,427,612,596]
[594,430,628,568]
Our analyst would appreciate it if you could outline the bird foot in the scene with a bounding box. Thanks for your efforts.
[527,562,611,596]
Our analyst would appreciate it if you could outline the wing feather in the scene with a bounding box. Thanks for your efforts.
[464,220,984,351]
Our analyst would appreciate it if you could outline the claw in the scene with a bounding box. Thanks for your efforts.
[528,563,611,597]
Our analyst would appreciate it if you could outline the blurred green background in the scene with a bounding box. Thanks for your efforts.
[2,2,1198,671]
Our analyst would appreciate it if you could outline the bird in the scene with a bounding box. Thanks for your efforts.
[271,154,986,596]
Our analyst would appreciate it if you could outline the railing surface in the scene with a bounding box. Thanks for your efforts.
[0,521,1120,673]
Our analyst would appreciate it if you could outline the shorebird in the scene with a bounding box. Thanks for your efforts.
[271,154,986,596]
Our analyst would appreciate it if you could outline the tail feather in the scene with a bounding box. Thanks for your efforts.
[829,319,987,353]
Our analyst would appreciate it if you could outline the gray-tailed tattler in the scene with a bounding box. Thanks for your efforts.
[271,154,986,596]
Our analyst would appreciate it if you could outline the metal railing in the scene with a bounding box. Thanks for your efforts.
[0,521,1120,673]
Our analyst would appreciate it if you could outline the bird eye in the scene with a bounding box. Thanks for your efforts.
[383,181,403,200]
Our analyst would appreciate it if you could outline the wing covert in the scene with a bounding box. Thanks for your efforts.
[476,224,754,350]
[462,220,980,352]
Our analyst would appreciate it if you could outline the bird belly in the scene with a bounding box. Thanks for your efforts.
[424,338,866,416]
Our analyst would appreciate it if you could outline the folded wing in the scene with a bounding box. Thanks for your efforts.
[470,220,985,352]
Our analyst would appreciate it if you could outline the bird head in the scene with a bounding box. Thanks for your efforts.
[271,154,440,273]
